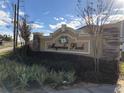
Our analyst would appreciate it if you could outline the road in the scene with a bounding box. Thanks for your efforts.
[0,47,13,53]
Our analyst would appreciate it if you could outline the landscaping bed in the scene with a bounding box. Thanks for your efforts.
[26,50,119,84]
[12,47,119,84]
[0,61,75,89]
[0,47,119,91]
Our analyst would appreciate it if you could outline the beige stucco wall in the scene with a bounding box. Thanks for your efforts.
[42,26,92,55]
[33,22,122,60]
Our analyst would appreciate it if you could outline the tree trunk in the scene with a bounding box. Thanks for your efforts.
[92,35,97,72]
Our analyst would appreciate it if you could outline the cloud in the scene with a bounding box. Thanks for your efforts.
[0,10,9,18]
[19,10,25,16]
[115,0,124,8]
[112,8,124,14]
[54,17,59,21]
[50,13,124,30]
[114,8,124,11]
[0,1,7,9]
[49,21,67,29]
[1,4,6,9]
[31,23,44,29]
[0,1,13,36]
[43,11,50,15]
[0,10,12,26]
[49,17,82,30]
[108,14,124,23]
[0,26,12,35]
[0,20,8,26]
[89,14,124,24]
[67,18,82,29]
[41,29,52,36]
[54,17,65,21]
[66,14,75,18]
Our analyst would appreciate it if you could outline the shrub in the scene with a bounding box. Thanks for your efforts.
[42,70,76,87]
[84,71,102,83]
[64,71,76,84]
[15,65,31,89]
[26,51,119,84]
[99,73,118,84]
[0,58,76,89]
[31,65,49,85]
[47,71,64,86]
[0,62,8,83]
[99,60,119,84]
[0,49,119,86]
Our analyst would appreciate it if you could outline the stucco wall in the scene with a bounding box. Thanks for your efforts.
[33,23,122,60]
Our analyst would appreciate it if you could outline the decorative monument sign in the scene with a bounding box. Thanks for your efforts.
[33,24,91,54]
[33,21,123,60]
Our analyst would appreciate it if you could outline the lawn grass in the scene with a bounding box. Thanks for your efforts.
[120,62,124,74]
[0,51,11,58]
[0,42,13,49]
[0,45,12,49]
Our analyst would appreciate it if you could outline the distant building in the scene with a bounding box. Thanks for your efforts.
[33,21,124,60]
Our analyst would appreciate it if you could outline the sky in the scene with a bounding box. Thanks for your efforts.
[0,0,124,36]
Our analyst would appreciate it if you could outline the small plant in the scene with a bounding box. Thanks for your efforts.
[0,55,77,90]
[47,71,64,86]
[0,62,8,84]
[64,71,76,84]
[45,71,76,87]
[15,65,31,89]
[32,65,49,85]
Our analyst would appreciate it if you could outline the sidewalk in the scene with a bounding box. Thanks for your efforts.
[1,82,124,93]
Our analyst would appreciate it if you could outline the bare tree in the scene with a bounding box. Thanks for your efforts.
[19,17,31,46]
[77,0,115,72]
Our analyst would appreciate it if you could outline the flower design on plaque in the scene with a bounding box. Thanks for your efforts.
[59,36,68,44]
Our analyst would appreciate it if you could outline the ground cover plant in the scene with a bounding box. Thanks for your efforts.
[0,58,76,91]
[24,48,119,84]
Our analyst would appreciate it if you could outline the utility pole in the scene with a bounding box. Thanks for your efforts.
[15,0,20,47]
[13,4,17,52]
